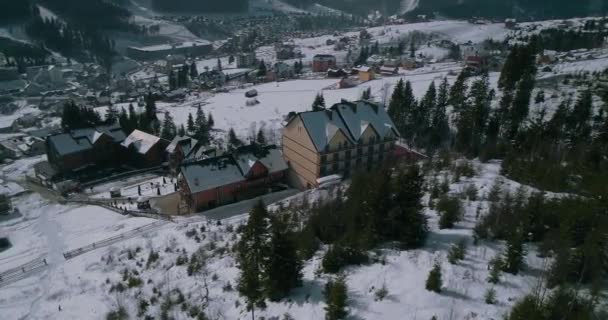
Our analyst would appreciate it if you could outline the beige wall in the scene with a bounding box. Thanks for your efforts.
[283,116,321,189]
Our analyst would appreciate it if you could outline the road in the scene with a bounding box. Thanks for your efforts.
[198,188,300,221]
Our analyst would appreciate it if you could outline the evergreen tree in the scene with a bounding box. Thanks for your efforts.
[256,128,267,145]
[118,107,129,132]
[144,93,157,121]
[61,101,81,130]
[508,71,535,138]
[106,103,118,124]
[257,60,267,77]
[228,127,242,149]
[425,262,443,293]
[217,58,222,71]
[487,255,502,284]
[160,111,176,140]
[449,69,469,108]
[194,106,209,143]
[324,277,348,320]
[207,113,214,129]
[189,62,198,78]
[502,231,525,274]
[361,87,372,100]
[402,80,417,139]
[237,200,271,319]
[388,165,428,248]
[264,218,303,301]
[168,70,177,90]
[388,79,405,132]
[429,77,450,148]
[437,195,462,229]
[177,124,186,137]
[187,112,195,133]
[312,93,326,111]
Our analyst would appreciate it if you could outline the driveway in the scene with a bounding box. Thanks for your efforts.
[199,188,300,220]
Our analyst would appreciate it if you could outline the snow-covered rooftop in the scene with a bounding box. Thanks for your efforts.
[121,130,161,155]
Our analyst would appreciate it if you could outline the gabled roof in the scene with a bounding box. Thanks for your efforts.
[331,101,399,141]
[166,135,199,155]
[47,124,127,156]
[299,109,354,152]
[293,101,400,152]
[180,144,287,194]
[121,130,161,155]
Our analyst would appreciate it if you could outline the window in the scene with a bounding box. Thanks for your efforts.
[332,163,339,172]
[333,153,340,161]
[321,155,327,164]
[345,150,351,159]
[357,148,362,156]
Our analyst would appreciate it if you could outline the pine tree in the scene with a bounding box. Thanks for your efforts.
[207,113,214,129]
[312,93,326,111]
[429,77,450,148]
[228,128,242,149]
[508,71,535,138]
[178,124,186,137]
[257,60,267,77]
[160,111,176,140]
[487,255,502,284]
[256,128,267,145]
[402,80,417,139]
[502,231,525,274]
[484,287,497,304]
[118,108,129,132]
[144,93,157,121]
[388,79,405,132]
[449,69,469,108]
[324,276,348,320]
[189,62,198,78]
[264,218,303,301]
[389,165,428,248]
[187,112,195,133]
[106,103,118,124]
[361,87,372,100]
[437,195,462,229]
[229,55,235,65]
[237,200,271,319]
[128,103,138,132]
[194,106,209,143]
[217,58,222,71]
[425,262,443,293]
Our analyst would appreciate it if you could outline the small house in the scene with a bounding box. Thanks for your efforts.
[121,130,169,168]
[353,66,375,82]
[312,54,337,72]
[379,65,399,76]
[327,68,348,78]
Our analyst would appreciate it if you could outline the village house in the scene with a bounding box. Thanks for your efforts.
[312,54,337,72]
[236,52,257,68]
[126,41,213,61]
[121,129,170,168]
[178,144,287,212]
[44,124,127,176]
[282,100,400,189]
[166,135,217,175]
[352,66,375,82]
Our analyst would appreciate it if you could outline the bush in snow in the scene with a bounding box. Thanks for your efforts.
[106,305,128,320]
[487,255,502,284]
[324,276,348,320]
[425,262,443,293]
[374,283,389,301]
[484,287,497,304]
[448,239,467,264]
[437,195,463,229]
[464,184,478,201]
[322,245,368,274]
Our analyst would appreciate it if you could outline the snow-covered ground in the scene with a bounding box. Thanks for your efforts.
[0,158,556,320]
[88,175,177,200]
[160,64,477,140]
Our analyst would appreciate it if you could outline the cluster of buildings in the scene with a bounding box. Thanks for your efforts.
[33,98,405,213]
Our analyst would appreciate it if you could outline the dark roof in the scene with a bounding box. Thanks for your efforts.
[295,100,399,152]
[180,144,287,194]
[47,124,126,156]
[166,136,199,155]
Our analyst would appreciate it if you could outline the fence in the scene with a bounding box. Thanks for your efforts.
[63,220,167,260]
[66,199,173,222]
[0,257,48,288]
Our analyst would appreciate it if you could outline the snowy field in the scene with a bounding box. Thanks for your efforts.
[0,159,557,320]
[159,64,486,141]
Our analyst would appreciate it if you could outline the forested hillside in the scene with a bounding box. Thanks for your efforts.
[151,0,249,13]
